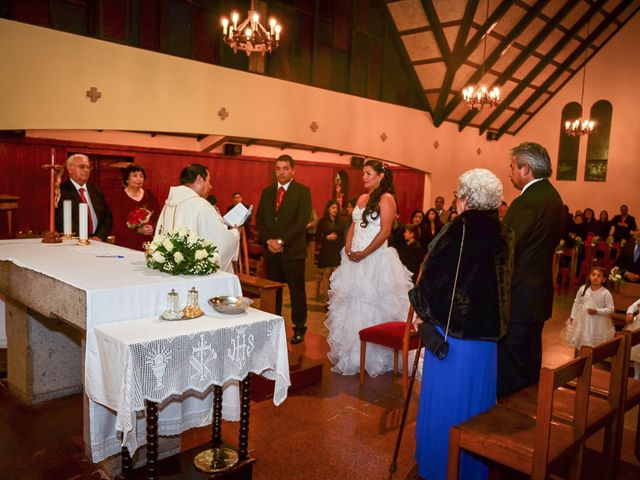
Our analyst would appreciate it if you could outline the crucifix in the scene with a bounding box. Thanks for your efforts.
[41,148,64,243]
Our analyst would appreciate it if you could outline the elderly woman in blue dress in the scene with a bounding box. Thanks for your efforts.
[410,168,513,480]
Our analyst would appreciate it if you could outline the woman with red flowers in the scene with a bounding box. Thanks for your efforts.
[109,164,159,251]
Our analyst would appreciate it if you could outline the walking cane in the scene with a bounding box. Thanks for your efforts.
[389,343,423,473]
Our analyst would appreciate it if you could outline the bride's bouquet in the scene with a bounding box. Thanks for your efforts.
[145,228,219,275]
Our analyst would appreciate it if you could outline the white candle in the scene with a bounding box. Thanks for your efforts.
[63,200,72,235]
[79,204,88,240]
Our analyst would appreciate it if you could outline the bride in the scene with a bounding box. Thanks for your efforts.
[325,159,413,377]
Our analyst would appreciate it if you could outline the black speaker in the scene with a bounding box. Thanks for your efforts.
[224,143,243,156]
[350,156,364,167]
[486,131,499,141]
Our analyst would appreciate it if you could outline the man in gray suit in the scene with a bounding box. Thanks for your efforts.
[498,142,565,398]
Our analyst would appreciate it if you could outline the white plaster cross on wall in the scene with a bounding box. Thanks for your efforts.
[218,107,229,120]
[86,87,102,102]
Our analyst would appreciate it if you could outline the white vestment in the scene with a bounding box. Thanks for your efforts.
[156,186,239,272]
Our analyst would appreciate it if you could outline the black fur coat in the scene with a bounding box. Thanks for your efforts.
[409,209,513,341]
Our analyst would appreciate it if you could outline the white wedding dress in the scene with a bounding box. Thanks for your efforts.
[325,206,413,377]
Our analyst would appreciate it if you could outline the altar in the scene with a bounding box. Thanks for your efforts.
[0,239,288,471]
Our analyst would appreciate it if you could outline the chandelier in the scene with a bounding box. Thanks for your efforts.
[462,0,500,110]
[564,22,595,137]
[221,1,281,56]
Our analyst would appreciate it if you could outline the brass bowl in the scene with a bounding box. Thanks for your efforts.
[208,296,253,315]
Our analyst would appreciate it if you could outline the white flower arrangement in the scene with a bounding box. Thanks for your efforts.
[145,228,219,275]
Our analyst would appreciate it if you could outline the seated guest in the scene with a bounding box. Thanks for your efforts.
[582,208,598,237]
[397,223,424,283]
[410,168,512,480]
[156,163,239,272]
[109,165,159,251]
[409,209,424,226]
[315,200,345,302]
[596,209,612,239]
[611,204,637,242]
[421,208,443,250]
[55,153,112,241]
[615,229,640,282]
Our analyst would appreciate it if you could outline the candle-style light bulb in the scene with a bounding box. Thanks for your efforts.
[252,13,259,24]
[275,24,281,41]
[269,18,276,35]
[245,27,252,39]
[222,18,229,35]
[232,12,239,27]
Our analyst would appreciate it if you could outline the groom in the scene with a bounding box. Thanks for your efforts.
[256,155,312,344]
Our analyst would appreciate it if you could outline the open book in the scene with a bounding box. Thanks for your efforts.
[223,202,252,227]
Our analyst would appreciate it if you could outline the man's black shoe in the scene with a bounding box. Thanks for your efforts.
[290,333,305,344]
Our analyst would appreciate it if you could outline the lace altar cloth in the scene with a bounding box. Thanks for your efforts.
[87,308,289,460]
[0,239,246,463]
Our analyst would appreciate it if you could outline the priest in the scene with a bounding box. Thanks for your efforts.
[155,163,240,272]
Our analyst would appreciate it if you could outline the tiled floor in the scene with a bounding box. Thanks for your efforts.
[0,282,638,479]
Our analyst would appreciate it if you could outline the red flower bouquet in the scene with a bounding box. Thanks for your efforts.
[126,207,153,230]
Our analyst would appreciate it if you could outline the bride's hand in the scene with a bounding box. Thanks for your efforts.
[349,250,366,262]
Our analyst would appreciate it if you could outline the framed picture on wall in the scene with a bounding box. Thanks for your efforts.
[584,159,608,182]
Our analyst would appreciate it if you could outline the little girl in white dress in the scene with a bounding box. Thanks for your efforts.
[562,266,615,350]
[625,298,640,380]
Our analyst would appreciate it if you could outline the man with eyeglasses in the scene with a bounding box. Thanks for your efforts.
[54,153,112,241]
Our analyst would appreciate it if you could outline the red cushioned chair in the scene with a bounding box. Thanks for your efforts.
[358,270,422,397]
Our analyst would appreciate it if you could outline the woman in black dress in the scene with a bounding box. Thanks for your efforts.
[316,200,345,302]
[421,208,443,250]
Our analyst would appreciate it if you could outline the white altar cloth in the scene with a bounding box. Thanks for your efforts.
[87,308,290,459]
[0,239,244,462]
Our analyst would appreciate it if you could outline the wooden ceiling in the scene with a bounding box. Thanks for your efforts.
[385,0,639,139]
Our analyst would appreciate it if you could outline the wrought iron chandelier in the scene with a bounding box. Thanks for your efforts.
[462,0,500,110]
[221,0,281,56]
[564,22,595,137]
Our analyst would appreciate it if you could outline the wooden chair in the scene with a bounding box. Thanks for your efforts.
[358,302,421,397]
[554,246,578,291]
[611,282,640,329]
[499,335,626,478]
[447,354,592,480]
[358,269,424,397]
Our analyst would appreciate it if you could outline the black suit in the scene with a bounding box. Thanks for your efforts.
[498,178,565,397]
[54,180,112,241]
[256,180,312,335]
[615,241,640,281]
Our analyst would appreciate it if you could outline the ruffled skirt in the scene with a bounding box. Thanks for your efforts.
[324,246,413,377]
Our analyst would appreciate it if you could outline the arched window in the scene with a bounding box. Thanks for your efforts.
[556,102,581,181]
[584,100,613,182]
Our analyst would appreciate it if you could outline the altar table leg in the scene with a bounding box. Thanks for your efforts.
[119,447,132,479]
[212,384,223,450]
[146,400,158,480]
[239,374,252,461]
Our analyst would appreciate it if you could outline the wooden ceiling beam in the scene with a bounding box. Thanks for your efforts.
[493,0,631,138]
[380,0,433,114]
[431,0,479,125]
[459,0,575,131]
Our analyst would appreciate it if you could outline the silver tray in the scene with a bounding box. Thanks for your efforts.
[208,296,253,315]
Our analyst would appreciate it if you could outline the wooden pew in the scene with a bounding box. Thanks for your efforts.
[611,282,640,329]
